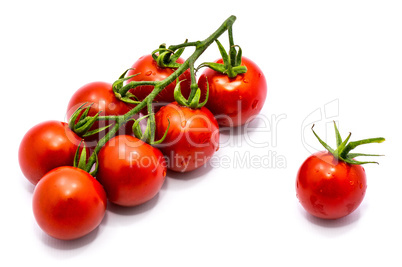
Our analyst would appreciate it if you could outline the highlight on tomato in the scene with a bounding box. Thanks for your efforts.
[296,122,385,220]
[18,120,84,185]
[32,166,107,240]
[96,135,167,207]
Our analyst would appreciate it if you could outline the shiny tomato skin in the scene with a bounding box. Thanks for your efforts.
[66,81,135,149]
[97,135,167,207]
[19,120,83,185]
[154,102,219,172]
[32,166,107,240]
[296,151,367,219]
[198,57,267,127]
[126,54,191,107]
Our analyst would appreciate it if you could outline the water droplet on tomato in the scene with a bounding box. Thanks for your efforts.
[349,181,355,186]
[243,79,249,83]
[239,95,243,100]
[252,100,259,109]
[181,120,187,128]
[359,183,363,189]
[145,71,152,76]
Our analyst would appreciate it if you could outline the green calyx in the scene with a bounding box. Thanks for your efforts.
[197,24,247,78]
[73,141,99,177]
[130,114,170,145]
[174,79,209,109]
[312,122,385,165]
[68,103,113,138]
[112,69,142,105]
[152,42,187,69]
[197,40,247,78]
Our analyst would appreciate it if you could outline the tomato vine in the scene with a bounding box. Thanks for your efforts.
[69,15,238,174]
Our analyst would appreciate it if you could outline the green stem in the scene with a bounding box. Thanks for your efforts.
[96,115,122,121]
[146,98,156,143]
[228,25,236,67]
[168,41,200,51]
[84,15,237,172]
[119,81,158,97]
[187,59,198,103]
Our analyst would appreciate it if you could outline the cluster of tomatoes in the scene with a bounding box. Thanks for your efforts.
[18,16,384,241]
[18,31,268,239]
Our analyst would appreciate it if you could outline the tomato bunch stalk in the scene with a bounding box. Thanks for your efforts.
[71,15,239,174]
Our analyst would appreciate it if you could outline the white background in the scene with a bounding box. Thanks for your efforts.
[1,0,401,266]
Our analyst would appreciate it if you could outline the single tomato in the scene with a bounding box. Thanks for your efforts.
[126,54,191,109]
[66,81,136,149]
[19,120,84,185]
[154,102,219,172]
[32,166,107,240]
[198,57,267,127]
[296,123,384,219]
[296,151,367,219]
[96,135,167,207]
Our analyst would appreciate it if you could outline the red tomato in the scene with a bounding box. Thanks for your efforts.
[198,57,267,127]
[296,151,367,219]
[32,166,107,240]
[126,54,192,108]
[66,81,136,149]
[96,135,167,207]
[154,102,219,172]
[19,120,84,185]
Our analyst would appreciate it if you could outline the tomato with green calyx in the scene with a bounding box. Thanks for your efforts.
[198,57,267,127]
[126,54,191,109]
[197,39,266,127]
[154,102,219,172]
[96,135,167,207]
[66,81,136,150]
[296,122,385,219]
[19,120,84,185]
[33,166,107,240]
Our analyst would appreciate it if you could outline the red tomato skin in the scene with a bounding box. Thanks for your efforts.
[32,166,107,240]
[154,102,219,172]
[126,55,191,108]
[198,57,267,127]
[19,121,83,185]
[296,151,367,219]
[97,135,167,207]
[66,81,136,149]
